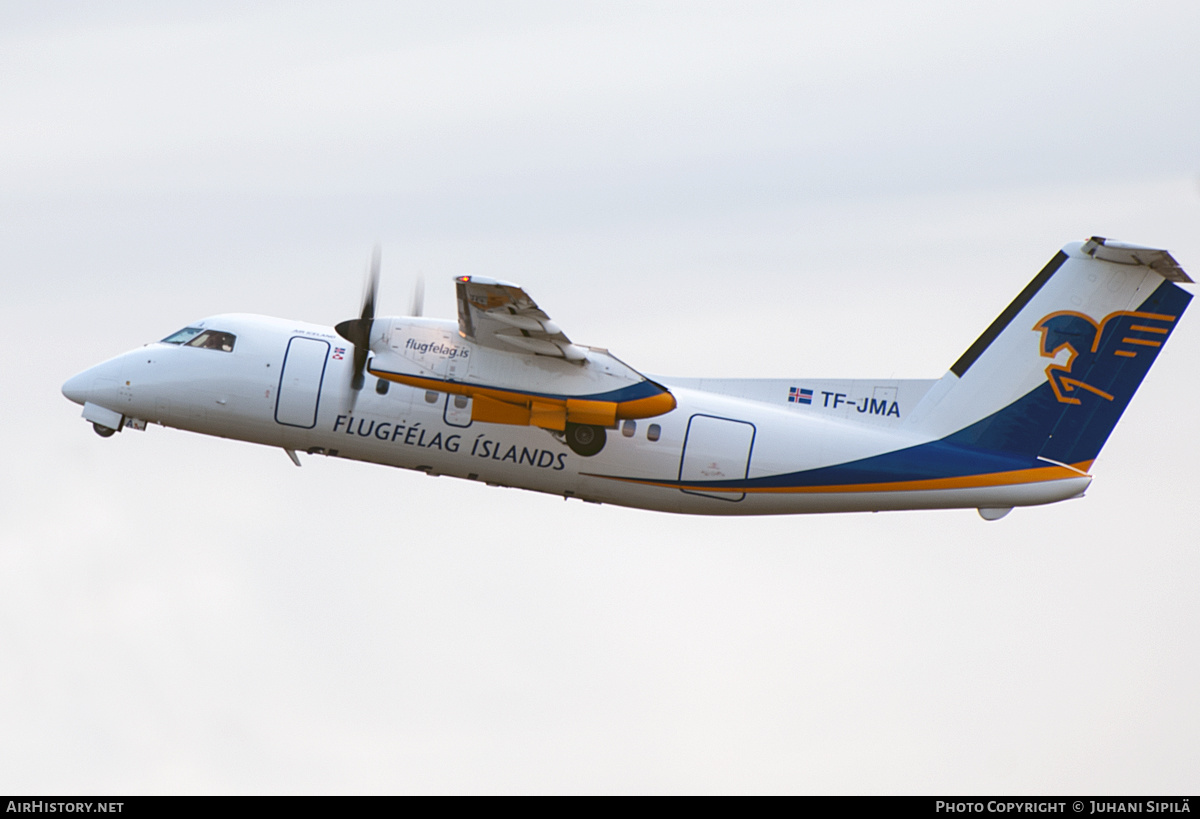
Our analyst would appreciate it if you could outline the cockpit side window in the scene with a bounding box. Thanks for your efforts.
[162,327,205,345]
[184,330,236,352]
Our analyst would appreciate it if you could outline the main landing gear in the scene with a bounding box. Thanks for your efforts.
[92,422,117,438]
[564,422,606,457]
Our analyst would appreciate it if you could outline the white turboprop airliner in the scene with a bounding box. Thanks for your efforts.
[63,237,1190,519]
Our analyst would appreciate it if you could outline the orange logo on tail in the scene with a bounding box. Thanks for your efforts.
[1033,310,1176,404]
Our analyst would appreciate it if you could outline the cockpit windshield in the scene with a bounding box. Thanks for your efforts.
[162,327,236,352]
[162,327,205,345]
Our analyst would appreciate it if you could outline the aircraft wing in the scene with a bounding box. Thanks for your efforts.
[455,276,587,361]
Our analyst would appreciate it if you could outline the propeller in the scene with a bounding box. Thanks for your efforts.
[335,245,381,393]
[409,272,425,318]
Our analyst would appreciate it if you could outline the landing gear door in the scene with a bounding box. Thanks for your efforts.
[679,414,755,502]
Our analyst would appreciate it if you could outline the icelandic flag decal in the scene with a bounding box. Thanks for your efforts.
[788,386,813,404]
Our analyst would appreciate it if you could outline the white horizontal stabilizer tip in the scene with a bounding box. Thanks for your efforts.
[1081,236,1192,282]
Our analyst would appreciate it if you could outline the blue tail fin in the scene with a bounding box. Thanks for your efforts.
[912,238,1191,468]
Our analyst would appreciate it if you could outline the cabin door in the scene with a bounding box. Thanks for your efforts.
[275,337,330,428]
[678,414,755,502]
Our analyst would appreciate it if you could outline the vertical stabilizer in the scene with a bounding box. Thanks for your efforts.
[908,238,1191,468]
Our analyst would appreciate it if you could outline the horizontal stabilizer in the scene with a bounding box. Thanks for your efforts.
[1081,237,1191,282]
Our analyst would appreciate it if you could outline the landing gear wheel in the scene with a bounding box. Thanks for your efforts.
[565,423,606,457]
[92,423,116,438]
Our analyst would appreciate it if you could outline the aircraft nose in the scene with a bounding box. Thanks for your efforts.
[62,369,92,405]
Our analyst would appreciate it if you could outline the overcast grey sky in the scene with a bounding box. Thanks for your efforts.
[3,1,1199,794]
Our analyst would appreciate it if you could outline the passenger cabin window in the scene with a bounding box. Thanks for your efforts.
[622,420,636,437]
[425,391,439,404]
[375,379,390,395]
[647,423,661,442]
[184,330,236,352]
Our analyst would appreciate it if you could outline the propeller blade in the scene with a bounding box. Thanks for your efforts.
[335,245,381,392]
[409,272,425,317]
[362,244,380,323]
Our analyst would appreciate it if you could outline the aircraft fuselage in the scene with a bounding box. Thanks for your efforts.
[62,312,1092,516]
